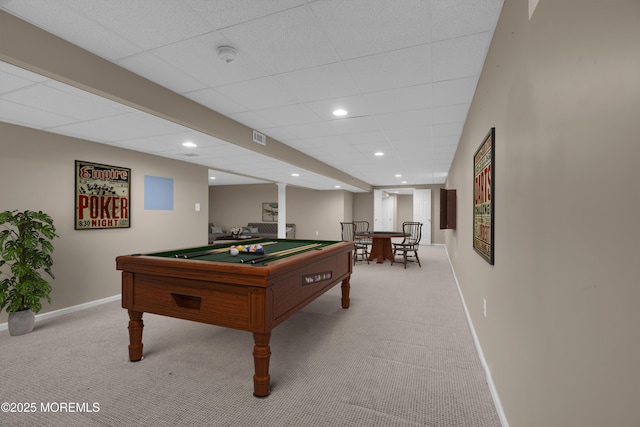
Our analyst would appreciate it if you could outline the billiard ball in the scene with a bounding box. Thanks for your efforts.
[229,247,239,256]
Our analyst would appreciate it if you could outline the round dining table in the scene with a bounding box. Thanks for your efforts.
[355,231,409,264]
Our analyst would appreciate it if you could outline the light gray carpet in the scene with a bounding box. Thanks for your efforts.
[0,245,500,427]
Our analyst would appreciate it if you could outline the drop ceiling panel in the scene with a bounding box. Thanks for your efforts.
[2,0,142,60]
[0,99,77,128]
[184,88,248,115]
[0,1,505,189]
[219,7,340,75]
[116,52,207,94]
[254,104,322,128]
[433,104,470,124]
[148,32,267,88]
[431,0,504,41]
[377,109,432,131]
[343,44,432,93]
[182,0,306,31]
[310,0,431,60]
[214,77,296,110]
[431,33,493,82]
[270,62,361,103]
[2,84,124,121]
[59,0,212,50]
[432,77,478,107]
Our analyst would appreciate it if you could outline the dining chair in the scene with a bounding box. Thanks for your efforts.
[353,221,372,261]
[391,222,423,268]
[340,222,369,264]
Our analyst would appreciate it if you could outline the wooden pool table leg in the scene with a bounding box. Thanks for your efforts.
[341,276,351,309]
[253,332,271,397]
[127,309,144,361]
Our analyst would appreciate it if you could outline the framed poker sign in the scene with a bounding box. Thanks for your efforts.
[473,128,495,265]
[75,160,131,230]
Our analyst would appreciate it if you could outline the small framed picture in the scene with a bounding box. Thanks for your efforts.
[262,202,278,222]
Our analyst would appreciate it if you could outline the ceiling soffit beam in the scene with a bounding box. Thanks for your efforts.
[0,11,372,192]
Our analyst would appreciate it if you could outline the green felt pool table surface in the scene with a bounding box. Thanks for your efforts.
[149,238,337,264]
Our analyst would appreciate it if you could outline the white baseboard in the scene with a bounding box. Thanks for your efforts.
[0,294,121,331]
[444,246,510,427]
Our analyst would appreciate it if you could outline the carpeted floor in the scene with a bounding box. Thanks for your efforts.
[0,245,501,427]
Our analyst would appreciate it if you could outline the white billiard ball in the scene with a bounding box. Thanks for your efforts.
[229,247,239,256]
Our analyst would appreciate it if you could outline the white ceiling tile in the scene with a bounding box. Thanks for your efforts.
[310,0,430,60]
[214,77,296,110]
[432,122,464,138]
[385,125,434,143]
[377,108,432,131]
[0,69,38,94]
[359,85,433,115]
[182,0,305,30]
[227,110,276,130]
[51,112,183,142]
[431,0,504,42]
[258,126,299,143]
[0,62,48,83]
[271,62,361,103]
[433,135,460,147]
[116,52,207,94]
[1,0,142,60]
[432,77,477,107]
[344,44,432,93]
[255,104,322,127]
[283,115,381,139]
[184,88,248,115]
[0,99,77,128]
[1,83,125,121]
[220,7,340,74]
[59,0,213,50]
[433,104,469,124]
[432,33,493,82]
[150,32,268,88]
[305,85,433,119]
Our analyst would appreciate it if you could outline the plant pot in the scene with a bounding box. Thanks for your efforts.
[8,310,35,336]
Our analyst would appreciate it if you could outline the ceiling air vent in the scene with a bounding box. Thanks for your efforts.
[180,153,199,157]
[252,130,266,146]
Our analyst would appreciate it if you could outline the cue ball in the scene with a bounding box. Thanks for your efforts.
[229,248,239,256]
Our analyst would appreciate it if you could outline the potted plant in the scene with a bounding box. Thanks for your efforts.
[0,210,58,336]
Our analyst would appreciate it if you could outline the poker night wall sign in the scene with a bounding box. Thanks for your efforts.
[75,160,131,230]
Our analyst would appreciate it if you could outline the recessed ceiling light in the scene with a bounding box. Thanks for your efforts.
[395,174,402,178]
[333,108,348,117]
[209,176,215,180]
[374,152,384,156]
[182,141,197,148]
[291,173,299,177]
[335,185,341,188]
[402,181,407,184]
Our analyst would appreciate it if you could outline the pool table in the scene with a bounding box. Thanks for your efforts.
[116,238,353,397]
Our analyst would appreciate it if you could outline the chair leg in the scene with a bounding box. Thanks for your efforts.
[403,251,408,269]
[415,250,421,268]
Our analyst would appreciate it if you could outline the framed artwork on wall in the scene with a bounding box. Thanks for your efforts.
[473,128,495,264]
[75,160,131,230]
[262,202,278,222]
